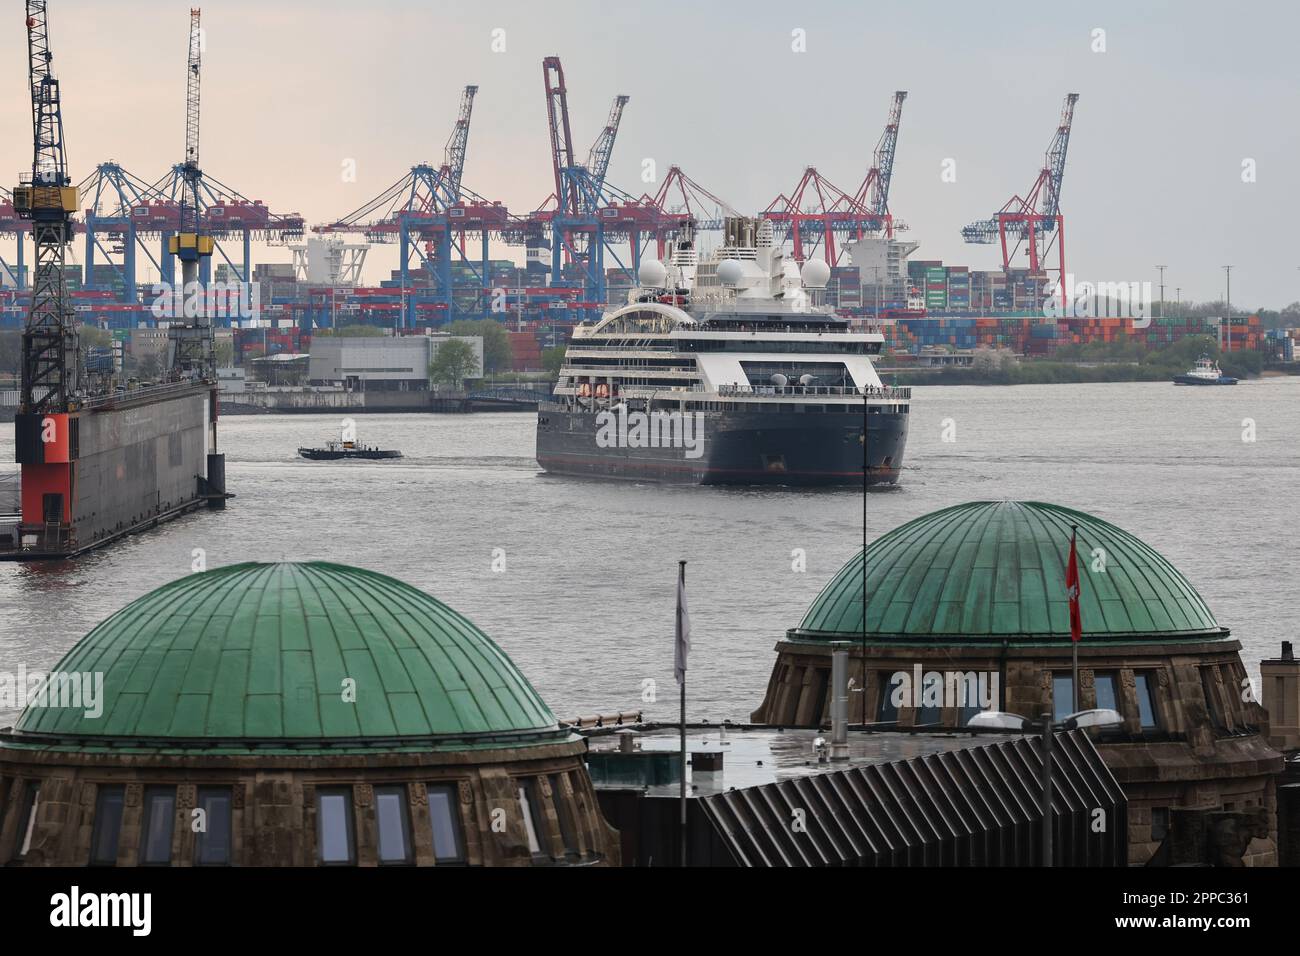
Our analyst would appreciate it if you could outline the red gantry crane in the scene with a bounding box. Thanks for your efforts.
[962,93,1080,307]
[762,91,909,265]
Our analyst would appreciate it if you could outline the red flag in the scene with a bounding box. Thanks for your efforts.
[1066,528,1082,643]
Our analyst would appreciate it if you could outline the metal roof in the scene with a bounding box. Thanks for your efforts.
[696,729,1127,866]
[794,500,1224,642]
[9,562,562,752]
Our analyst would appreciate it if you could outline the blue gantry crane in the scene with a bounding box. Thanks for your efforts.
[538,56,630,304]
[316,85,516,325]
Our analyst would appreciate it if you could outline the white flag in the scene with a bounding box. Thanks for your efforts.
[674,567,690,685]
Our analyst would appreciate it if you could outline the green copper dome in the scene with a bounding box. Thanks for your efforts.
[11,562,562,751]
[794,501,1224,642]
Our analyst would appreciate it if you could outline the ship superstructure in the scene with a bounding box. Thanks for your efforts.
[536,217,910,485]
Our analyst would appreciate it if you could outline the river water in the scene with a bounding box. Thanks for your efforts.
[2,378,1297,726]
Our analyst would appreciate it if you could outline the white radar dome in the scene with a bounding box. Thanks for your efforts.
[638,258,668,288]
[716,259,744,286]
[801,258,831,289]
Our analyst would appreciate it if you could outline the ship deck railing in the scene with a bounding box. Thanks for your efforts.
[712,383,911,400]
[77,377,212,411]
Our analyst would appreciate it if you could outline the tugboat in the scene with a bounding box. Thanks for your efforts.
[298,432,402,460]
[1173,355,1238,386]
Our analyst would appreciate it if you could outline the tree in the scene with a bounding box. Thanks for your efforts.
[214,339,235,367]
[447,319,512,373]
[542,345,566,379]
[429,338,480,388]
[0,330,21,380]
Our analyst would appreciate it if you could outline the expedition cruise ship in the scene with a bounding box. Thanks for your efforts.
[535,218,910,485]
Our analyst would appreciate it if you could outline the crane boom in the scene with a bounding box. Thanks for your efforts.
[869,91,907,217]
[1038,92,1078,219]
[14,0,80,413]
[168,7,214,378]
[586,94,629,205]
[542,56,580,217]
[180,7,202,237]
[443,84,477,199]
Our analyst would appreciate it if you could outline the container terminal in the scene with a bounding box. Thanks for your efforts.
[0,55,1281,387]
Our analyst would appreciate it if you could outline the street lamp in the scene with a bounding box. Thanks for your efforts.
[967,707,1123,866]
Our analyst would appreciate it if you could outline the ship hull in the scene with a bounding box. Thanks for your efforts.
[1,383,220,560]
[1173,375,1237,386]
[297,449,402,460]
[536,406,908,486]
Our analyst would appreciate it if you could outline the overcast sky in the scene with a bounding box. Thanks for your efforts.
[2,0,1296,306]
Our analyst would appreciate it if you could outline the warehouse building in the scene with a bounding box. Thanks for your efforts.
[308,334,483,391]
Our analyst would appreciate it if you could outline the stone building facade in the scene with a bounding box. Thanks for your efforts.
[751,501,1286,866]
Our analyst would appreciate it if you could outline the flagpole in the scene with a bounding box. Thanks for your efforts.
[678,559,687,868]
[1071,526,1079,713]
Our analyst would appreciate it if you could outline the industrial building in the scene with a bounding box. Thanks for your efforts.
[307,334,483,390]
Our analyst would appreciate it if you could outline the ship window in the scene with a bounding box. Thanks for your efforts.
[1134,673,1160,730]
[427,783,466,864]
[89,785,126,866]
[374,786,413,865]
[139,786,176,865]
[13,782,40,861]
[195,787,233,865]
[1052,673,1075,722]
[316,788,356,865]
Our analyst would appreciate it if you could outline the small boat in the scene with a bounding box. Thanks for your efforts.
[1173,355,1238,386]
[297,437,402,461]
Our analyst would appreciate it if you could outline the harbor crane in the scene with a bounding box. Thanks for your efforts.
[962,93,1079,307]
[13,0,80,414]
[441,84,478,206]
[538,56,630,298]
[316,85,516,324]
[851,90,908,236]
[167,7,215,378]
[762,91,909,265]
